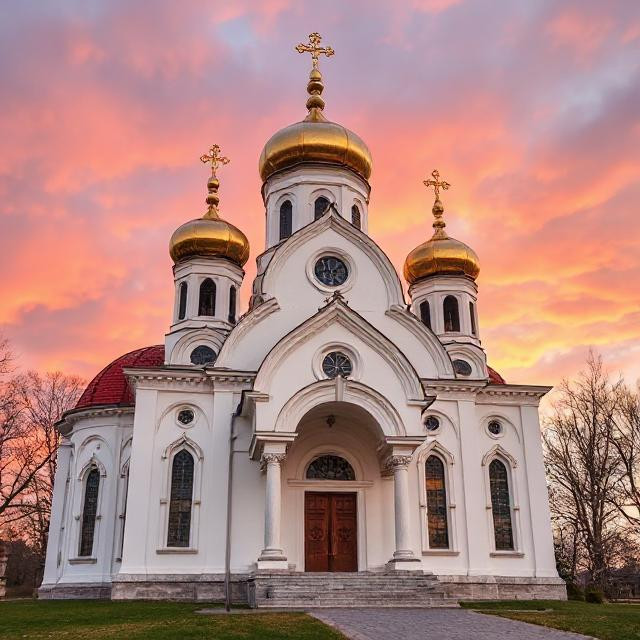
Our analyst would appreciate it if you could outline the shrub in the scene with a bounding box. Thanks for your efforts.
[585,587,605,604]
[565,581,585,601]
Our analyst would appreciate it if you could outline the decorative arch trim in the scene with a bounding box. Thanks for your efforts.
[481,444,518,469]
[77,454,107,480]
[162,433,204,461]
[416,439,455,466]
[168,329,225,366]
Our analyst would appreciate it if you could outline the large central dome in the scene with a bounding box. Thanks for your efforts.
[259,66,372,184]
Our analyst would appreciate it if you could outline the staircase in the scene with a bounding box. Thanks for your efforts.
[248,571,459,608]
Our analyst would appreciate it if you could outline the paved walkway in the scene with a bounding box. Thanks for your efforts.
[309,608,592,640]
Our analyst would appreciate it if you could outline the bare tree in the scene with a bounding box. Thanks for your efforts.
[611,385,640,533]
[543,352,623,590]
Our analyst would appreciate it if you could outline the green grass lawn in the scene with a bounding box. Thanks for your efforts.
[462,599,640,640]
[0,600,345,640]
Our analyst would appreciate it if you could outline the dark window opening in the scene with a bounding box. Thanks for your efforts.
[419,300,431,330]
[178,282,188,320]
[167,450,194,548]
[489,459,514,550]
[79,468,100,557]
[470,301,477,336]
[228,286,237,324]
[314,196,330,220]
[190,345,216,366]
[351,204,361,229]
[279,200,292,240]
[443,295,460,332]
[198,278,216,316]
[426,456,449,549]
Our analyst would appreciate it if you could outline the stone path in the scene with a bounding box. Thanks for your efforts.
[309,608,593,640]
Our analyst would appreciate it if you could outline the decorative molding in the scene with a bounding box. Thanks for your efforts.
[481,444,519,469]
[385,455,413,471]
[260,452,287,471]
[161,433,204,461]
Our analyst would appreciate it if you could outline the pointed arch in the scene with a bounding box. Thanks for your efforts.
[162,433,204,461]
[481,444,519,469]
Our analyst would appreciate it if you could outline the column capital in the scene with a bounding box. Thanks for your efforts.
[385,454,413,473]
[260,452,287,471]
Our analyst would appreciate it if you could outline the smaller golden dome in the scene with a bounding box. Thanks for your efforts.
[403,171,480,285]
[169,146,250,268]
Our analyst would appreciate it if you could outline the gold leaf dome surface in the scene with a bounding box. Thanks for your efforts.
[169,211,250,267]
[259,110,372,183]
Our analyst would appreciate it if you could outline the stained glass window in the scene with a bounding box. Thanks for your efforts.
[425,456,449,549]
[178,282,188,320]
[190,345,216,366]
[314,256,348,286]
[443,295,460,332]
[420,300,431,329]
[489,459,514,550]
[79,468,100,557]
[351,204,361,229]
[322,351,352,378]
[198,278,216,316]
[279,200,292,240]
[314,196,330,220]
[228,285,236,324]
[167,450,194,548]
[306,455,355,481]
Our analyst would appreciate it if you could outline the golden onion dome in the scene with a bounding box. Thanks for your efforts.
[403,171,480,285]
[259,34,372,184]
[169,146,249,268]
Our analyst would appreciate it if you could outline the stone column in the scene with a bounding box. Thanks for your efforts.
[387,455,420,569]
[257,452,288,570]
[0,540,8,599]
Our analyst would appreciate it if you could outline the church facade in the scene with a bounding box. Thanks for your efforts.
[40,34,565,605]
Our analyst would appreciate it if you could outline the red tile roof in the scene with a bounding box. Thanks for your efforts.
[487,365,506,384]
[75,345,165,409]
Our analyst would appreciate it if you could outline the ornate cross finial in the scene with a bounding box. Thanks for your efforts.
[423,169,450,201]
[200,144,230,177]
[295,32,335,70]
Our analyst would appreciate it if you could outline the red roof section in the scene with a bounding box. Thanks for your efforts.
[75,345,165,409]
[487,365,506,384]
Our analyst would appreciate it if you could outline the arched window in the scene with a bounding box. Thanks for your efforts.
[198,278,216,316]
[79,467,100,557]
[190,345,216,366]
[178,282,188,320]
[314,196,330,220]
[425,456,449,549]
[351,204,361,229]
[279,200,292,240]
[489,459,514,550]
[419,300,431,330]
[443,295,460,332]
[469,301,477,336]
[167,450,194,548]
[228,285,236,324]
[306,455,355,481]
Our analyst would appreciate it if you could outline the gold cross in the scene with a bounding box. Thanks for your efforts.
[200,144,230,177]
[295,32,335,69]
[423,169,451,200]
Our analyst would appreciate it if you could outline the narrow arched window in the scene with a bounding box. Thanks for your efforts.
[228,285,237,324]
[314,196,330,220]
[79,468,100,557]
[351,204,361,229]
[279,200,292,240]
[178,282,188,320]
[167,450,194,548]
[198,278,216,316]
[443,295,460,332]
[419,300,431,330]
[489,459,514,550]
[425,456,449,549]
[469,301,477,336]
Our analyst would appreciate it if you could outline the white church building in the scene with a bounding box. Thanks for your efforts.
[40,34,565,606]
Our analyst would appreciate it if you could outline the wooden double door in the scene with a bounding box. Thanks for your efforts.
[304,492,358,572]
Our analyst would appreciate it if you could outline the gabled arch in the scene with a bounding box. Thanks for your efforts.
[273,378,406,437]
[259,206,406,308]
[416,439,455,466]
[77,453,107,480]
[162,433,204,461]
[253,298,424,402]
[481,443,519,469]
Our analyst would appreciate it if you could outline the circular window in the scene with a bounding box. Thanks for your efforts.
[424,415,440,432]
[453,359,472,376]
[322,351,352,378]
[488,420,503,436]
[314,256,348,287]
[190,345,216,366]
[177,409,195,426]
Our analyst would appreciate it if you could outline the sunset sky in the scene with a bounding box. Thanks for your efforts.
[1,0,639,394]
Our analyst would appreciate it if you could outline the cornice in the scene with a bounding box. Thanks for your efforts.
[55,405,134,435]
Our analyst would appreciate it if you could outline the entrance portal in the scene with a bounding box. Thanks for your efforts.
[304,492,357,572]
